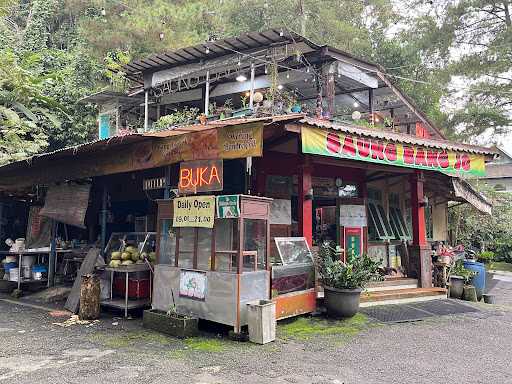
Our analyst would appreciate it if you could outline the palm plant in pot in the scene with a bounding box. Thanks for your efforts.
[317,242,382,318]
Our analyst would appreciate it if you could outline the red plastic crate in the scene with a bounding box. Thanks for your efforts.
[113,277,150,299]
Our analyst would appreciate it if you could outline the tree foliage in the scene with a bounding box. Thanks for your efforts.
[450,183,512,262]
[1,0,510,165]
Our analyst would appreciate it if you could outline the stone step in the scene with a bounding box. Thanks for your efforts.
[366,278,418,292]
[359,288,447,307]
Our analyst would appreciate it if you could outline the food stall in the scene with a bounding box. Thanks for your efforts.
[152,194,272,333]
[151,192,319,332]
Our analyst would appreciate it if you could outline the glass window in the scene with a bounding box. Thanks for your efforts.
[368,201,394,240]
[243,219,267,271]
[197,228,213,270]
[158,219,176,265]
[215,219,238,272]
[178,228,194,269]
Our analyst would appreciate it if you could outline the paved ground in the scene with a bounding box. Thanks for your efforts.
[0,273,511,384]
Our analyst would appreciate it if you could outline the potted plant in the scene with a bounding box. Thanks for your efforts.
[143,289,198,338]
[449,260,477,301]
[316,242,382,318]
[477,251,495,265]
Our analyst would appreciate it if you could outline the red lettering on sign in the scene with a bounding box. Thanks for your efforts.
[342,136,356,156]
[356,138,371,157]
[426,150,438,167]
[438,151,449,168]
[384,143,397,162]
[326,132,341,154]
[403,146,415,164]
[209,165,221,184]
[462,154,471,171]
[178,159,224,194]
[199,167,209,185]
[371,141,385,160]
[415,149,427,166]
[179,168,192,188]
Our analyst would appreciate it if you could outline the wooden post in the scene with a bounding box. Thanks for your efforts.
[298,157,313,247]
[409,171,431,287]
[249,63,255,109]
[204,70,210,116]
[144,90,149,131]
[79,274,100,320]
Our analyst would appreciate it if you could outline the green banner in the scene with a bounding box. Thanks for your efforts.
[302,126,486,177]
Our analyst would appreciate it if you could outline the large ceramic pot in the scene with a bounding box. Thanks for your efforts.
[324,286,362,318]
[449,275,464,299]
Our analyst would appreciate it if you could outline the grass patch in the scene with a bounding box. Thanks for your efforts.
[184,337,229,352]
[90,330,175,349]
[278,313,371,340]
[491,262,512,272]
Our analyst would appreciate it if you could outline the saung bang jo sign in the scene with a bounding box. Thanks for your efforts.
[302,127,486,177]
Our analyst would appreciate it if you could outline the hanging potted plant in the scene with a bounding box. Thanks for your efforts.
[316,242,382,318]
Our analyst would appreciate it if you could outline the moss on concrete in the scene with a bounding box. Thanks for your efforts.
[278,313,371,340]
[90,330,174,349]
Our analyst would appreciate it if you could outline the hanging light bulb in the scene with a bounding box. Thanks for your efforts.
[286,72,290,79]
[277,84,284,90]
[100,7,106,16]
[306,67,310,73]
[337,73,341,78]
[304,77,308,82]
[353,101,359,108]
[205,46,210,54]
[237,58,241,66]
[279,29,284,37]
[159,32,165,41]
[236,74,247,82]
[264,66,268,74]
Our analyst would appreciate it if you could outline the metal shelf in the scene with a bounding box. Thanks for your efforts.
[101,298,150,310]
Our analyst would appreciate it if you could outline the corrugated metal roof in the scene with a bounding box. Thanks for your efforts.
[299,117,496,156]
[0,113,495,177]
[123,28,321,83]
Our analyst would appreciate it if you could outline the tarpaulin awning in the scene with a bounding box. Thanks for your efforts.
[40,183,91,228]
[452,178,492,215]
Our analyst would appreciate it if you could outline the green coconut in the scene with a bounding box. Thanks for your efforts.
[111,251,121,260]
[148,252,156,262]
[125,245,137,254]
[121,260,134,265]
[121,252,131,261]
[109,259,122,268]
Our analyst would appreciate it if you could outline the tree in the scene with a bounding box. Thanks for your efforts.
[450,182,512,262]
[403,0,512,142]
[0,50,59,164]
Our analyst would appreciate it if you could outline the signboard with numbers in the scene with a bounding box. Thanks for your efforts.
[173,196,215,228]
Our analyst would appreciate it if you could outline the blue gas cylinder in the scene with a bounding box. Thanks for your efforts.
[463,260,486,301]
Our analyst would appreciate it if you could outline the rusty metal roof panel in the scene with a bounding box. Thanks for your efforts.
[299,117,496,156]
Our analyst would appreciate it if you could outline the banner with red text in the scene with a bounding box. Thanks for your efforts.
[301,127,486,177]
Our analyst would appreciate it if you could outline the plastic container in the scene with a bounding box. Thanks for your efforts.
[3,262,17,272]
[463,260,486,301]
[32,265,47,281]
[246,300,276,344]
[22,265,32,279]
[21,255,36,267]
[9,268,19,282]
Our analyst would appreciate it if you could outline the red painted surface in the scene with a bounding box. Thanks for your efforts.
[410,171,427,246]
[113,278,150,299]
[298,159,313,247]
[273,289,317,320]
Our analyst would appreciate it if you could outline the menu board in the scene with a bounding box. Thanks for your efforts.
[340,205,367,227]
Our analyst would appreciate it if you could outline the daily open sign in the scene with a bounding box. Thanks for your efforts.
[173,196,215,228]
[301,127,486,177]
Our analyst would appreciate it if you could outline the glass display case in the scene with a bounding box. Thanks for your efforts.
[153,195,272,333]
[272,237,315,295]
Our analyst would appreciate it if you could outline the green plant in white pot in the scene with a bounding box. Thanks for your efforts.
[317,242,382,318]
